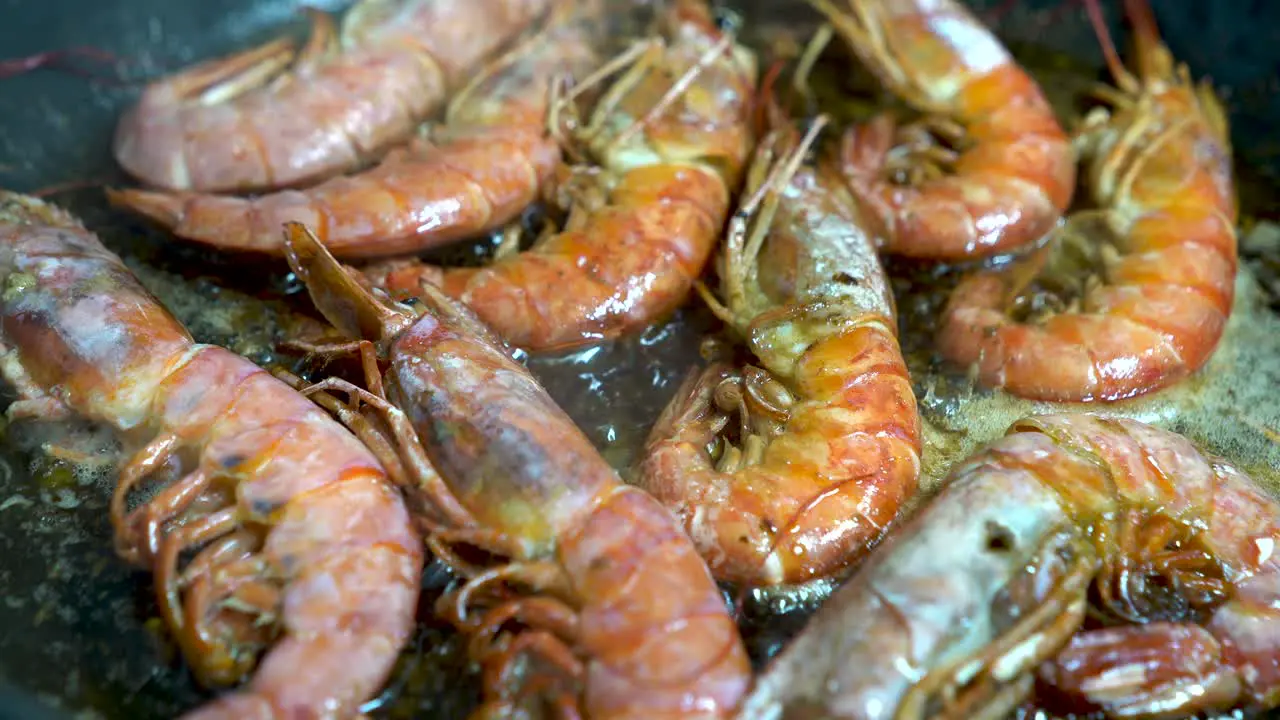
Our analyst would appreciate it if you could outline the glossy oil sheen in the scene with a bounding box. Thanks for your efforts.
[1,0,1280,717]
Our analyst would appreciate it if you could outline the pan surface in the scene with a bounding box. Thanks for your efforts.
[1,0,1279,718]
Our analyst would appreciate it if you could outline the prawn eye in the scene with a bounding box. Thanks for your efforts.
[984,521,1016,553]
[712,6,742,34]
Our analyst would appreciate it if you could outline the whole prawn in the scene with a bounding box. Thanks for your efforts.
[360,0,758,352]
[739,413,1280,720]
[807,0,1076,260]
[112,0,548,193]
[0,192,423,718]
[937,0,1238,402]
[281,221,751,718]
[636,89,921,586]
[108,0,606,260]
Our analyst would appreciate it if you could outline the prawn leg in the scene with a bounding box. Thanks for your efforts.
[290,9,339,76]
[150,35,297,106]
[0,46,123,82]
[301,373,478,533]
[1037,622,1244,717]
[442,568,587,713]
[111,431,186,561]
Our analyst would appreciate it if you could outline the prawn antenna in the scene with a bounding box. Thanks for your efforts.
[605,31,735,153]
[28,178,116,198]
[546,38,661,158]
[696,115,828,328]
[791,23,833,115]
[1081,0,1136,93]
[0,47,130,85]
[739,114,828,221]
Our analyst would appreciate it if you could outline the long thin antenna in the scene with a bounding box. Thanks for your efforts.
[1082,0,1134,92]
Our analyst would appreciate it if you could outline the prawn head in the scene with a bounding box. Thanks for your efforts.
[282,222,416,350]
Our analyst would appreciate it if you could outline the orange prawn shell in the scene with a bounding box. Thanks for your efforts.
[380,163,731,351]
[937,52,1239,402]
[814,0,1077,260]
[637,126,922,586]
[380,296,752,717]
[363,0,759,352]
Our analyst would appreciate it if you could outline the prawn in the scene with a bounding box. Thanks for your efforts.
[107,0,606,260]
[738,413,1280,720]
[806,0,1076,260]
[280,221,752,718]
[635,91,921,586]
[0,191,423,718]
[936,0,1238,402]
[359,0,758,352]
[112,0,548,193]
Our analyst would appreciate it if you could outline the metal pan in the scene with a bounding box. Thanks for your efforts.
[1,0,1278,717]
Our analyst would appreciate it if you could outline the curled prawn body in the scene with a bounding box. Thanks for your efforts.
[0,192,423,718]
[740,413,1280,720]
[936,0,1238,402]
[282,222,752,719]
[112,0,548,193]
[108,0,605,260]
[362,0,758,352]
[637,112,921,587]
[808,0,1076,260]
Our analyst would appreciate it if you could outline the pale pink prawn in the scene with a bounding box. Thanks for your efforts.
[112,0,548,193]
[0,190,423,718]
[107,0,606,260]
